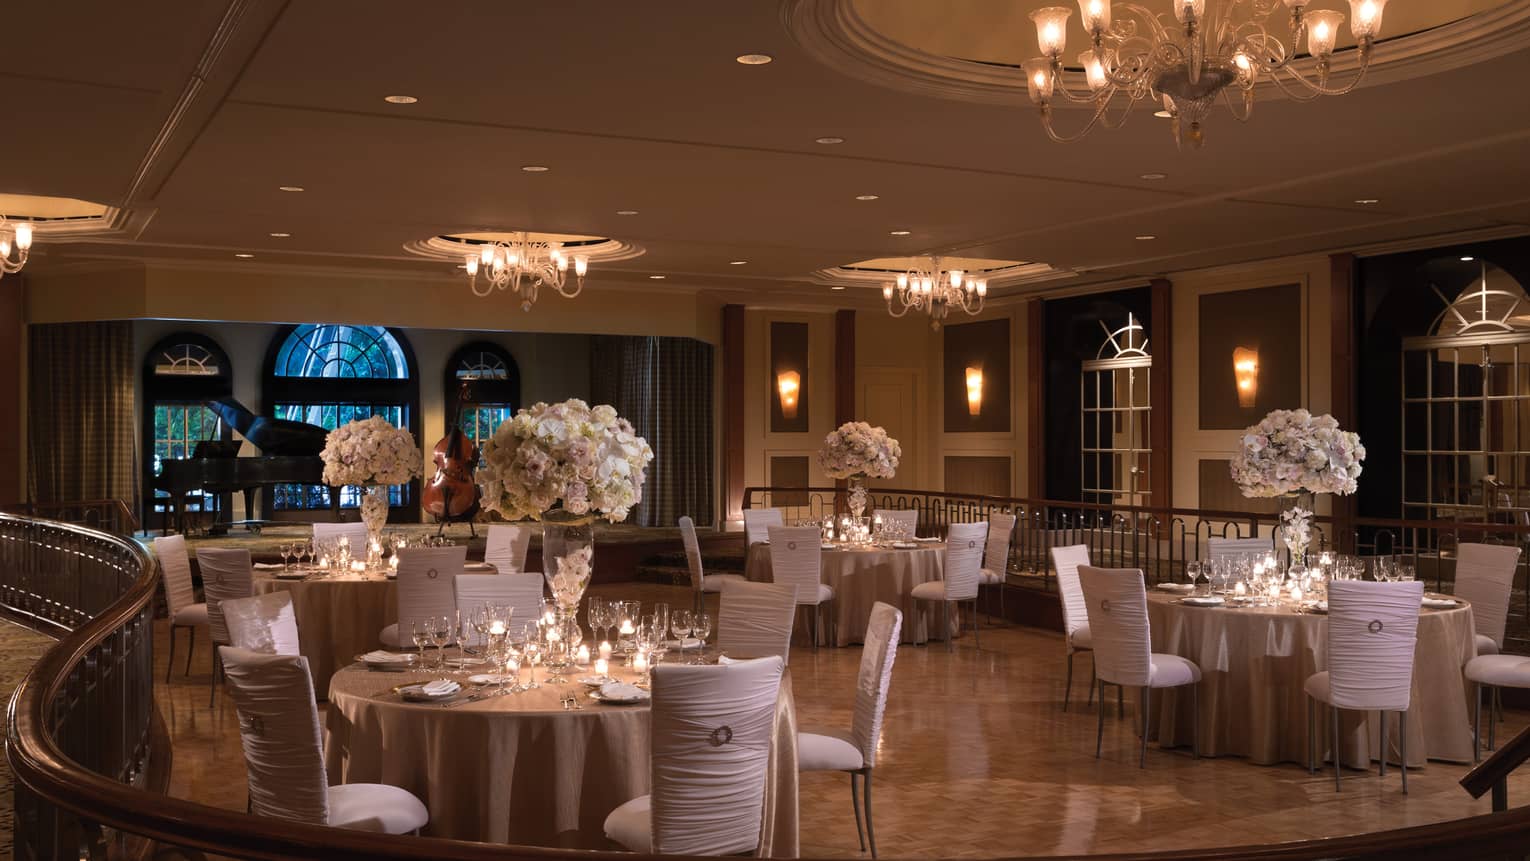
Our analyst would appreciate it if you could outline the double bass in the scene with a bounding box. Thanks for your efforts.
[423,381,482,535]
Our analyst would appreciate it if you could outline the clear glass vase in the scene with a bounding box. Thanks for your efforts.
[542,516,594,614]
[847,476,868,520]
[359,485,389,562]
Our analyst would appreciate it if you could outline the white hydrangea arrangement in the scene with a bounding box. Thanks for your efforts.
[320,415,423,487]
[1230,409,1365,498]
[476,399,655,523]
[817,421,901,481]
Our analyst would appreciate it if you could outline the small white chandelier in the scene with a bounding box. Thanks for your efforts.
[0,218,34,280]
[882,257,988,327]
[1021,0,1389,148]
[463,231,589,311]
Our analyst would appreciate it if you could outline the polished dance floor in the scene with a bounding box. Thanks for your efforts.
[148,581,1530,858]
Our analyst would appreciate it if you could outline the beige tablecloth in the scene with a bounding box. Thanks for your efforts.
[1144,590,1478,767]
[254,574,396,699]
[324,663,799,854]
[745,543,952,646]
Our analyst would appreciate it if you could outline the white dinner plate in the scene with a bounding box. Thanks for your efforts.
[356,652,419,671]
[1422,597,1460,609]
[891,542,919,550]
[1155,583,1194,593]
[589,689,650,705]
[395,681,462,702]
[578,675,617,687]
[1180,596,1225,607]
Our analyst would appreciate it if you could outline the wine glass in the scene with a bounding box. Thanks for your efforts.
[520,623,543,689]
[691,611,712,664]
[278,542,293,572]
[430,615,453,670]
[588,596,608,645]
[671,609,693,664]
[650,603,670,646]
[1186,560,1202,594]
[411,619,433,662]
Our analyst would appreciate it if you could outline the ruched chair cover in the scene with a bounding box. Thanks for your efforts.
[743,508,784,546]
[767,526,834,648]
[1304,579,1423,791]
[221,591,301,657]
[682,516,744,612]
[153,534,207,681]
[797,602,903,857]
[717,580,796,662]
[1206,536,1274,559]
[1078,565,1202,767]
[484,523,535,575]
[876,509,917,535]
[978,512,1016,622]
[219,647,428,833]
[1052,544,1093,710]
[380,546,467,648]
[604,656,787,855]
[1454,542,1521,655]
[910,521,987,652]
[200,547,255,706]
[454,573,544,648]
[312,522,369,553]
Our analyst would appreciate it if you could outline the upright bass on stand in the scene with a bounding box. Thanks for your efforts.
[424,381,482,536]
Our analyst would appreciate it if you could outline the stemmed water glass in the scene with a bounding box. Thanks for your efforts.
[690,611,712,663]
[1186,560,1202,594]
[411,619,433,666]
[650,603,670,647]
[279,542,293,572]
[520,623,543,689]
[430,615,453,670]
[588,596,609,646]
[671,609,693,664]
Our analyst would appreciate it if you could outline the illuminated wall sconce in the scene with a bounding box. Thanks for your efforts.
[777,370,801,419]
[965,365,984,416]
[1233,346,1259,408]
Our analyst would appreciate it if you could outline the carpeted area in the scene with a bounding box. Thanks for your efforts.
[0,619,58,857]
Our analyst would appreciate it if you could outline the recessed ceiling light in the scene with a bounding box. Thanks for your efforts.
[235,253,255,258]
[831,286,846,291]
[815,136,845,145]
[278,185,304,192]
[521,165,550,173]
[1355,198,1380,205]
[1135,235,1157,241]
[269,232,291,238]
[736,53,773,65]
[889,230,911,236]
[729,260,748,265]
[383,95,418,104]
[616,209,639,216]
[855,194,880,201]
[1140,173,1167,180]
[649,275,666,280]
[1462,256,1476,262]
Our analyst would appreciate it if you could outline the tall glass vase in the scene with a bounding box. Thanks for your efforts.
[359,485,389,563]
[1278,491,1317,575]
[542,516,594,615]
[846,476,868,520]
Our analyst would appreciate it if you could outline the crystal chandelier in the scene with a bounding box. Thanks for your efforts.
[1021,0,1389,147]
[462,232,589,311]
[0,218,34,280]
[882,257,988,327]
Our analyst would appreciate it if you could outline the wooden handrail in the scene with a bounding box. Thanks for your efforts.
[0,498,140,535]
[1462,724,1530,811]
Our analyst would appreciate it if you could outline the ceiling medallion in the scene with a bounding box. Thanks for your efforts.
[463,232,588,310]
[0,218,34,280]
[1022,0,1389,148]
[882,256,987,328]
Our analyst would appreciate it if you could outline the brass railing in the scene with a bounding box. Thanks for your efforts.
[11,508,1530,860]
[0,498,140,536]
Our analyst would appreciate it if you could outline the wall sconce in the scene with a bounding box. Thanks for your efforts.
[777,370,801,419]
[965,365,984,416]
[1233,347,1259,408]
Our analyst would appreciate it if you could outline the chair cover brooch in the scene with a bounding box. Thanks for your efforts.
[709,725,734,747]
[1368,619,1384,634]
[426,568,439,580]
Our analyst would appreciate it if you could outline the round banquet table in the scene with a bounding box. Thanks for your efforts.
[744,542,954,646]
[1142,589,1478,767]
[324,662,800,854]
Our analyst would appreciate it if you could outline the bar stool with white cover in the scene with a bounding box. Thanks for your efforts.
[312,521,369,554]
[1206,536,1274,559]
[978,512,1016,623]
[153,534,207,682]
[767,526,835,649]
[910,522,987,652]
[200,547,254,708]
[484,523,535,575]
[681,515,743,615]
[219,646,428,833]
[1304,579,1424,792]
[1078,565,1202,767]
[743,508,784,546]
[454,572,544,648]
[717,580,797,662]
[1052,544,1096,711]
[220,591,301,657]
[797,602,902,858]
[379,546,467,648]
[603,656,787,854]
[876,509,917,536]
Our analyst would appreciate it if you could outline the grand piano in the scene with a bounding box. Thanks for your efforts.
[155,398,339,534]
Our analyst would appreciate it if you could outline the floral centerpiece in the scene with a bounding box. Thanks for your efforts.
[817,421,902,520]
[476,399,654,610]
[320,416,423,552]
[1230,409,1365,567]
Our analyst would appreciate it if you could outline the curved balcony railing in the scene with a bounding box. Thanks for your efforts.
[11,507,1530,860]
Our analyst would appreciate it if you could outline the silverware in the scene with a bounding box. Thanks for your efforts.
[441,691,492,709]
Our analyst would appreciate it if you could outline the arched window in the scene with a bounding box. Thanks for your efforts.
[142,333,233,529]
[264,324,419,517]
[444,341,521,445]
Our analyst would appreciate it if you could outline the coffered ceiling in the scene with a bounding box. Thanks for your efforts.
[4,0,1530,304]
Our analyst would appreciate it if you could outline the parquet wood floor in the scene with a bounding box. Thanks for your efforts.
[152,581,1530,858]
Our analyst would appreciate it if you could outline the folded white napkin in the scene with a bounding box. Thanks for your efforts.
[599,681,646,700]
[253,562,285,570]
[421,679,461,696]
[360,650,413,663]
[1422,597,1458,609]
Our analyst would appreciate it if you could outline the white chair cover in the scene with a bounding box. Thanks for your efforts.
[982,513,1016,575]
[312,522,369,552]
[1325,580,1423,712]
[649,657,787,855]
[767,526,827,606]
[219,647,330,824]
[221,591,301,656]
[454,573,544,647]
[485,524,535,575]
[1078,566,1154,688]
[153,535,199,620]
[1207,536,1273,559]
[393,546,467,642]
[743,508,784,546]
[1454,543,1521,652]
[680,515,706,589]
[1052,544,1092,650]
[199,548,254,646]
[717,580,796,661]
[850,602,902,766]
[877,509,918,534]
[941,522,988,601]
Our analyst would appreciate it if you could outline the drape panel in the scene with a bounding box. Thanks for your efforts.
[591,336,714,527]
[27,321,138,506]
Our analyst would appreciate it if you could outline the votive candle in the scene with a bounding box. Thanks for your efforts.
[488,620,507,636]
[594,657,609,676]
[576,644,591,665]
[599,641,613,660]
[633,653,648,673]
[350,560,366,573]
[619,620,635,636]
[1234,581,1248,597]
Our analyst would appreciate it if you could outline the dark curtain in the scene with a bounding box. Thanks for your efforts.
[28,321,139,507]
[591,336,714,527]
